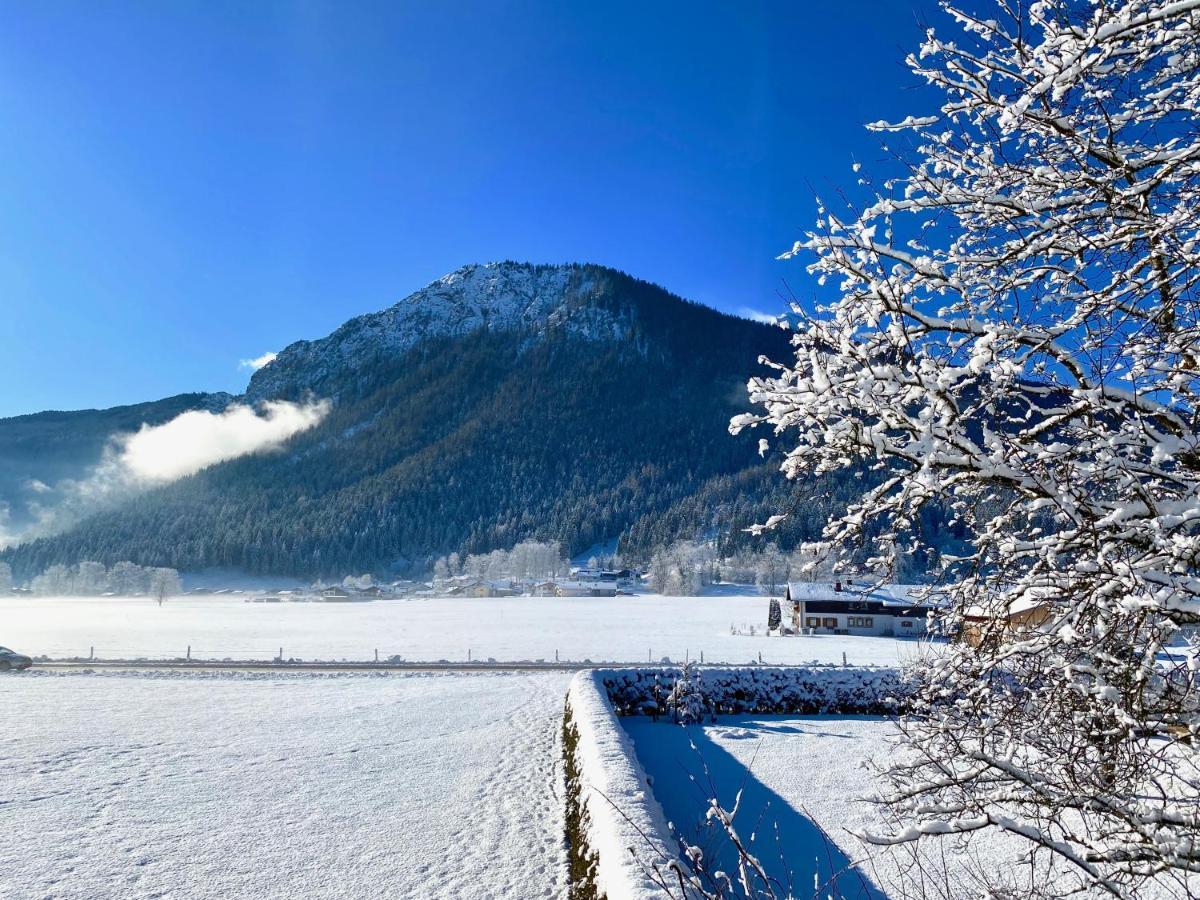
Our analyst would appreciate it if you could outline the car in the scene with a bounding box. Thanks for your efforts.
[0,646,32,671]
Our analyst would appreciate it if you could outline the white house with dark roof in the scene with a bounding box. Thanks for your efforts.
[783,580,943,637]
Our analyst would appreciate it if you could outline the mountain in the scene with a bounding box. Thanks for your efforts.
[0,262,859,579]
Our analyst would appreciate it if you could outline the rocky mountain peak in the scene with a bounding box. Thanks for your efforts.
[245,262,632,402]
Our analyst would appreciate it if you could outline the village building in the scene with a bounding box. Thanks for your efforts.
[783,580,942,637]
[555,581,618,598]
[961,596,1052,647]
[449,579,518,598]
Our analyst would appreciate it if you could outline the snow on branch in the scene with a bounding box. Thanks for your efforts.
[735,0,1200,894]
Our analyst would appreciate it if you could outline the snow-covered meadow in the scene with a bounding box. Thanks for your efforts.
[623,716,894,896]
[0,593,926,666]
[0,669,570,899]
[621,715,1055,898]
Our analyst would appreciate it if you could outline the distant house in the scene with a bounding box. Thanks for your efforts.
[532,580,559,597]
[961,596,1052,647]
[556,582,618,598]
[784,581,942,637]
[459,580,518,598]
[570,568,637,588]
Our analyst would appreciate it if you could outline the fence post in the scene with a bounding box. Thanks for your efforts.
[555,649,559,662]
[468,648,471,662]
[279,646,283,661]
[90,645,94,661]
[187,645,191,661]
[374,648,379,663]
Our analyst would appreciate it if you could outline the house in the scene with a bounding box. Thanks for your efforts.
[961,596,1052,647]
[555,581,618,598]
[531,580,559,597]
[783,580,943,637]
[459,580,518,598]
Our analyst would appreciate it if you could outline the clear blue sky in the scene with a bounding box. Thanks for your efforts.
[1,0,936,418]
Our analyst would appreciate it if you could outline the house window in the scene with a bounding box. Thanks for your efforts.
[848,616,874,628]
[822,617,837,629]
[805,617,820,628]
[900,620,913,628]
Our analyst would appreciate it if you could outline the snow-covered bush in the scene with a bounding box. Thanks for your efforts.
[734,0,1200,893]
[564,672,677,899]
[597,666,906,717]
[667,662,713,725]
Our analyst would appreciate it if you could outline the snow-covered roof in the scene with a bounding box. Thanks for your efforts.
[785,581,946,608]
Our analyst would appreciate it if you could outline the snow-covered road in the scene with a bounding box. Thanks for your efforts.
[0,670,571,899]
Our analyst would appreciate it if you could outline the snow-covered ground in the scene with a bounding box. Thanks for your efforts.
[623,715,1168,899]
[624,715,895,897]
[0,670,570,899]
[0,594,927,665]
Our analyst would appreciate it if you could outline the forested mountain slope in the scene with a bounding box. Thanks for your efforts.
[0,393,233,539]
[0,262,877,578]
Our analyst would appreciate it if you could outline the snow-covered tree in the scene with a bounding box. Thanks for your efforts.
[668,662,713,725]
[432,557,450,582]
[650,541,706,595]
[149,567,182,601]
[753,543,785,595]
[435,540,567,584]
[0,561,12,593]
[108,560,147,595]
[734,0,1200,893]
[74,560,108,595]
[30,564,72,596]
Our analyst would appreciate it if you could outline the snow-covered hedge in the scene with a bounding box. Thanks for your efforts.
[596,665,907,717]
[564,671,676,899]
[562,666,907,897]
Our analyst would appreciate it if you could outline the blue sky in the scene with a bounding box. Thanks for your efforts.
[1,1,935,418]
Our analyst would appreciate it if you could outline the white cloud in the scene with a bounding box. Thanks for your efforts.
[239,352,278,371]
[737,307,781,325]
[0,399,330,548]
[118,399,330,482]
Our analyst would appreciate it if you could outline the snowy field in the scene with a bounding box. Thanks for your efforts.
[0,670,570,899]
[623,716,1191,899]
[0,594,927,666]
[624,716,896,897]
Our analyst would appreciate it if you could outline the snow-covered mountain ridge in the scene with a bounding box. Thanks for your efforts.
[246,262,633,401]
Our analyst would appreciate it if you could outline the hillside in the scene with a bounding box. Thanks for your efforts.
[0,262,834,578]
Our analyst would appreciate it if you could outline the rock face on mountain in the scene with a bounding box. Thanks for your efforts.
[1,262,821,579]
[246,263,632,402]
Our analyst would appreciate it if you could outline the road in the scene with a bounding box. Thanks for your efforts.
[31,658,617,673]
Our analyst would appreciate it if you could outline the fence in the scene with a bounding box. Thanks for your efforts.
[29,643,873,667]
